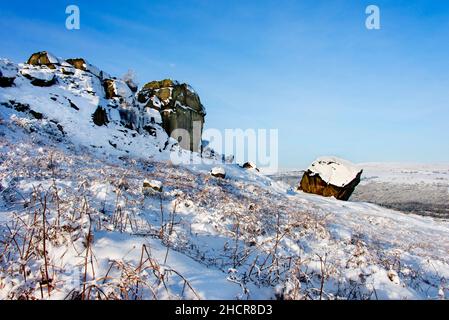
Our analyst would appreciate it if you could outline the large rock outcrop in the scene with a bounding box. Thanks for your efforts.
[298,157,363,201]
[4,51,207,155]
[137,80,206,152]
[27,51,61,69]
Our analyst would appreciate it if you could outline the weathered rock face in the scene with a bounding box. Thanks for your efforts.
[137,80,206,152]
[92,106,109,126]
[66,58,87,71]
[7,51,207,154]
[27,51,60,69]
[0,59,18,87]
[298,157,363,201]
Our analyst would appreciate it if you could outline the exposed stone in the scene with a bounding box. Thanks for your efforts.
[143,180,163,193]
[103,79,134,101]
[103,79,116,99]
[298,157,363,201]
[125,80,138,93]
[142,79,174,91]
[68,99,79,111]
[66,58,87,71]
[211,167,226,179]
[27,51,60,69]
[137,79,206,152]
[92,106,109,126]
[242,162,259,172]
[0,77,15,87]
[1,100,43,120]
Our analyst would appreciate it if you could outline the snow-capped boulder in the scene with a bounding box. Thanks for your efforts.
[143,179,163,193]
[137,79,206,152]
[242,161,259,172]
[20,67,56,87]
[0,59,18,87]
[211,167,226,179]
[298,157,363,201]
[27,51,61,70]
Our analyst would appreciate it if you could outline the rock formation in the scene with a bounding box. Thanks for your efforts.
[298,157,363,201]
[27,51,61,69]
[3,51,207,154]
[137,80,206,152]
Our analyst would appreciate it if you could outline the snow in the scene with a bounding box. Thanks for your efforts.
[358,162,449,185]
[0,59,18,78]
[0,60,171,162]
[93,232,242,299]
[0,119,448,300]
[46,52,61,64]
[211,167,226,176]
[20,66,55,82]
[144,179,163,190]
[1,55,448,300]
[144,107,162,124]
[243,161,257,169]
[308,156,362,187]
[113,80,133,100]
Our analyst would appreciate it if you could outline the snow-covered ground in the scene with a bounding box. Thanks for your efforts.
[1,116,448,299]
[1,55,448,300]
[351,163,449,218]
[269,163,449,219]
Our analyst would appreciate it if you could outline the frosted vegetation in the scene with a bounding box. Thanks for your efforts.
[1,115,448,300]
[1,56,448,300]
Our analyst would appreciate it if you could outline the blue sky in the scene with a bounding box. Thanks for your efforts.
[1,0,449,168]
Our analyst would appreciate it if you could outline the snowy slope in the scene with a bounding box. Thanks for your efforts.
[1,55,449,300]
[0,59,172,161]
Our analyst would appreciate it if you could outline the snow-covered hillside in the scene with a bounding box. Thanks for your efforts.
[1,55,449,300]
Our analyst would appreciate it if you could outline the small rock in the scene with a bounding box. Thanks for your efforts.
[211,167,226,179]
[387,269,400,285]
[92,106,109,126]
[242,161,259,172]
[143,179,163,193]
